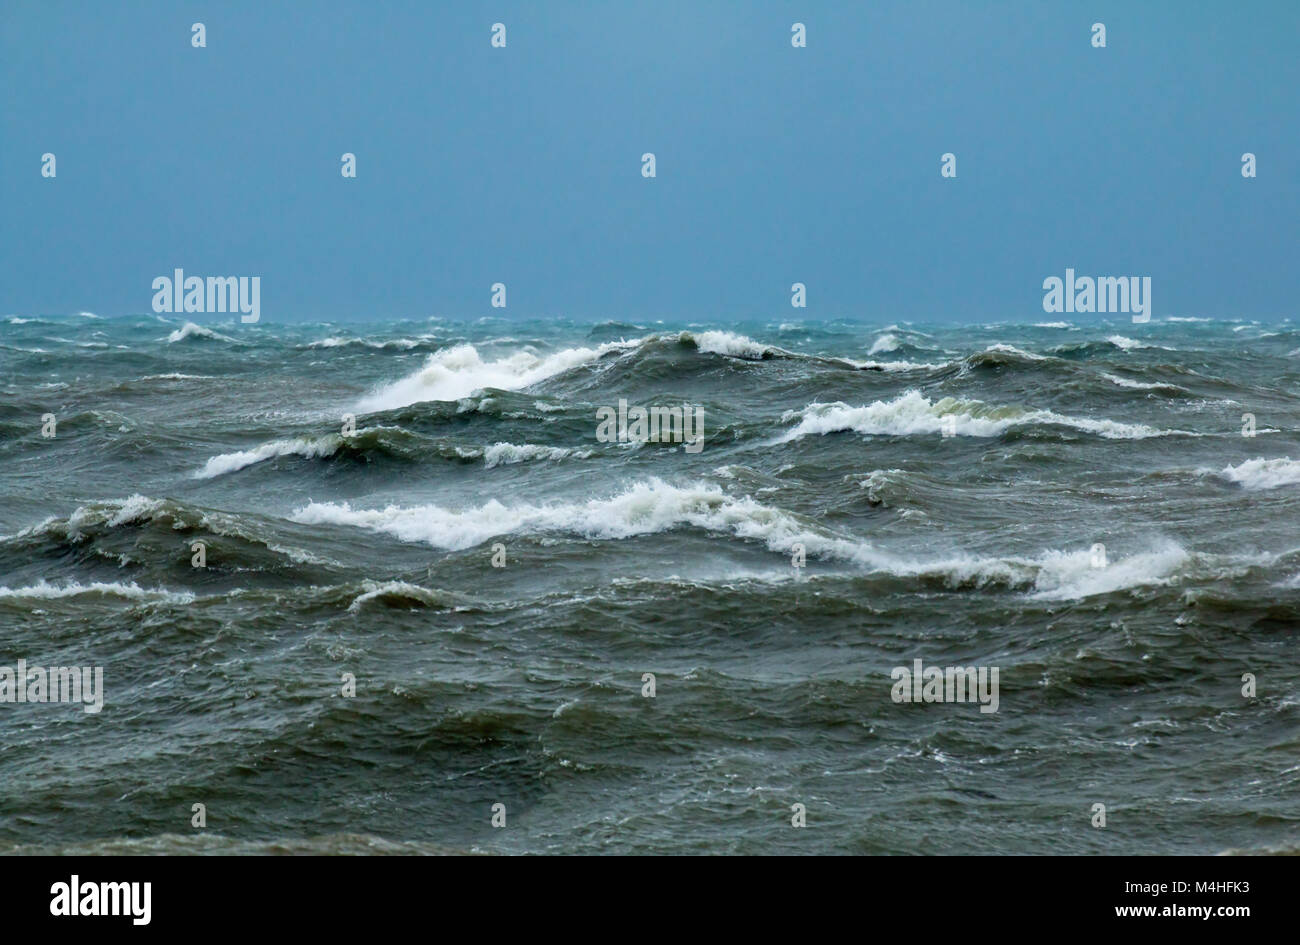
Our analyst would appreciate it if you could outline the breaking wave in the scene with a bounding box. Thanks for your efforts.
[288,479,1268,602]
[165,321,234,344]
[0,579,194,604]
[679,330,784,359]
[1220,457,1300,491]
[779,391,1187,441]
[354,340,638,413]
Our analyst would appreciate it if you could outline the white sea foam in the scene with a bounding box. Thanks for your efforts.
[0,579,193,603]
[194,433,592,477]
[482,442,592,468]
[30,496,166,540]
[347,580,446,612]
[96,494,169,528]
[1033,322,1073,329]
[983,343,1048,360]
[858,469,906,504]
[291,478,854,557]
[1220,457,1300,491]
[306,335,433,350]
[1100,372,1179,391]
[871,542,1265,601]
[166,321,233,343]
[56,336,111,349]
[1106,335,1172,351]
[354,340,636,413]
[1025,544,1190,601]
[841,358,947,372]
[867,333,900,354]
[684,330,778,359]
[193,436,342,478]
[778,391,1183,441]
[289,480,1241,602]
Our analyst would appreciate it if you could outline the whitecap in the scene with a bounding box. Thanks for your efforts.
[1219,457,1300,491]
[193,436,342,478]
[354,340,638,413]
[778,391,1186,441]
[165,321,234,343]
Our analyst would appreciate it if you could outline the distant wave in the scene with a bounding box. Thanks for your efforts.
[165,321,234,343]
[1107,335,1172,351]
[304,335,437,351]
[683,329,941,370]
[981,343,1049,361]
[326,331,1220,414]
[779,390,1188,441]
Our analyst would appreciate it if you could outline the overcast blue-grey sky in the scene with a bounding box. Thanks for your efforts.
[2,0,1296,322]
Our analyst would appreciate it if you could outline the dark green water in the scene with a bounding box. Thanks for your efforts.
[1,312,1298,854]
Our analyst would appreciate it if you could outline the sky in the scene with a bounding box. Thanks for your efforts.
[2,0,1297,323]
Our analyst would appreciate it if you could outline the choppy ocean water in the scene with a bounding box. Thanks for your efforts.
[1,312,1298,855]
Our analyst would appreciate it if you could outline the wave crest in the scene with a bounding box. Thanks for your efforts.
[779,391,1182,441]
[354,340,637,413]
[165,321,233,343]
[1220,457,1300,491]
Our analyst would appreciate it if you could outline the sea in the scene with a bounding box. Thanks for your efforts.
[1,312,1297,854]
